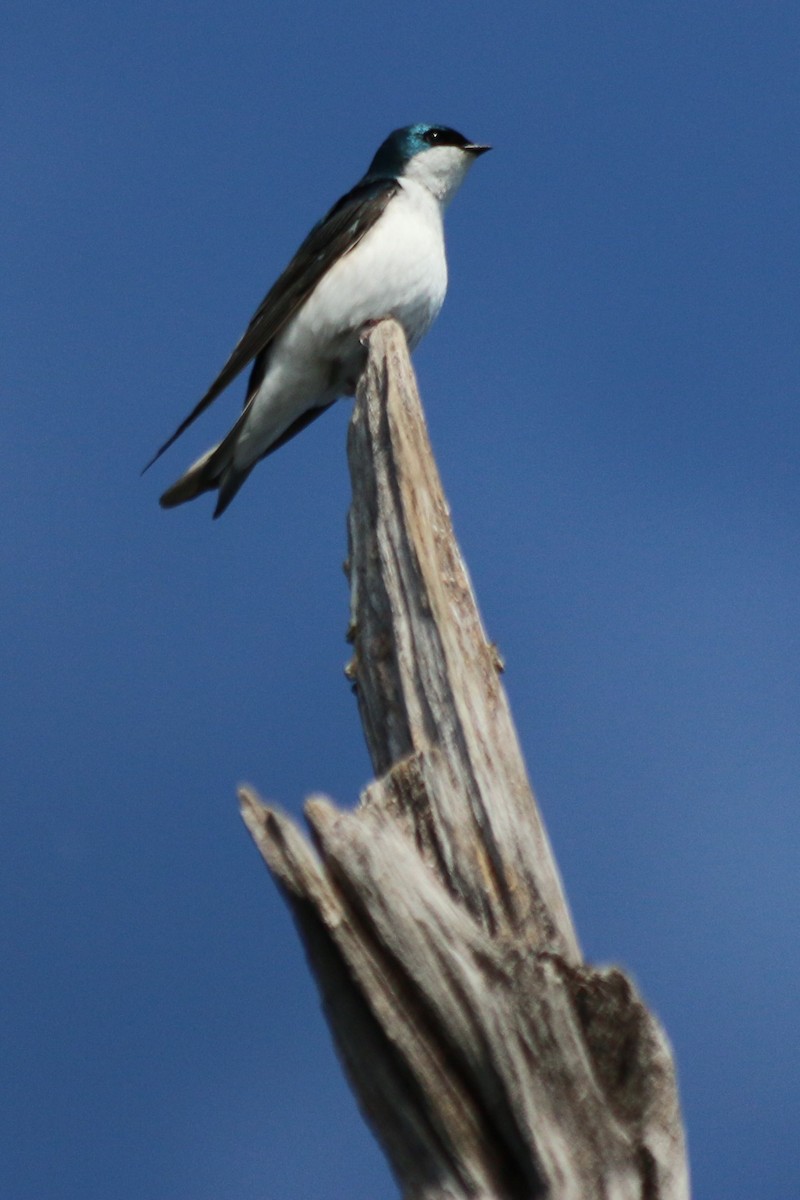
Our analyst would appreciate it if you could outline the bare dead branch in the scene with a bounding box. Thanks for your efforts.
[241,320,689,1200]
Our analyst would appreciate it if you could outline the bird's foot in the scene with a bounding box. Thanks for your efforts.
[358,316,391,346]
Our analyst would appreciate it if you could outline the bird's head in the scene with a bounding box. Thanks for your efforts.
[366,124,491,204]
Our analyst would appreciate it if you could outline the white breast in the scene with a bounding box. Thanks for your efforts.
[302,176,449,351]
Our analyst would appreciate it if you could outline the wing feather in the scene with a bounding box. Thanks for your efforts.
[144,177,400,470]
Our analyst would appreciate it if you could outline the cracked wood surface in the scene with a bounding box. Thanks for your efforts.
[241,320,689,1199]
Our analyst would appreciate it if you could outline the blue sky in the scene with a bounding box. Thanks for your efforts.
[4,3,798,1197]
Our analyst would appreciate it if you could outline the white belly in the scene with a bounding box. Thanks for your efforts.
[236,178,448,467]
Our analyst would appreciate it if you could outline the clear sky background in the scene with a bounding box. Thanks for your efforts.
[4,3,798,1197]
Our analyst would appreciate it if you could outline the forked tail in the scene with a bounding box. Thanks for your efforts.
[159,408,253,518]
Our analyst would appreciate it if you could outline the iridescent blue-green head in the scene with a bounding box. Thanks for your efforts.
[366,123,491,204]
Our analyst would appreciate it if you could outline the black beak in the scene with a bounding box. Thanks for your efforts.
[465,143,492,156]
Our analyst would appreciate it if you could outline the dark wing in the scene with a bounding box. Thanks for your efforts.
[144,177,400,471]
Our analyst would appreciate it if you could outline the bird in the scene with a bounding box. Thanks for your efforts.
[145,124,490,517]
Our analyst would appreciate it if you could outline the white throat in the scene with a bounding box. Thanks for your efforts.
[402,145,479,207]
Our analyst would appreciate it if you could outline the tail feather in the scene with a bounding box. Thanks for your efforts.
[159,404,253,514]
[159,444,222,508]
[212,462,255,519]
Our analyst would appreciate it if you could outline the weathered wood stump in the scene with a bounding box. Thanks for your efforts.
[240,320,689,1200]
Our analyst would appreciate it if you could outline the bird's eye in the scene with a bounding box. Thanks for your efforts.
[423,128,442,145]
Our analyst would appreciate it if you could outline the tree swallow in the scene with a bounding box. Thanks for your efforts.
[146,124,490,517]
